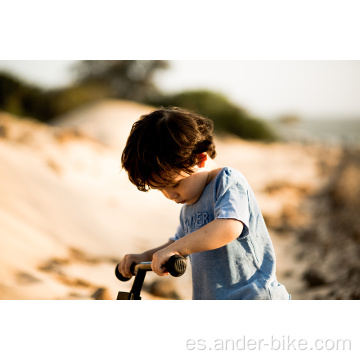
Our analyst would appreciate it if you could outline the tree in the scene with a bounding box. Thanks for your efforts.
[0,61,170,122]
[73,60,169,102]
[0,72,47,119]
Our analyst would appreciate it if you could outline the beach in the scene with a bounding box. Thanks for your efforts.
[0,100,357,300]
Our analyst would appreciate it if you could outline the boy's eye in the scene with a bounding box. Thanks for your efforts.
[151,181,180,190]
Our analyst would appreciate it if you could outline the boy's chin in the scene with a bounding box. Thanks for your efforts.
[183,198,198,205]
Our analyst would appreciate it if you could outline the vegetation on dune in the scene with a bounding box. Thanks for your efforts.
[0,61,277,140]
[0,61,168,122]
[150,89,277,141]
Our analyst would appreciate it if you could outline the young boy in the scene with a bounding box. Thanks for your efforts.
[118,107,290,300]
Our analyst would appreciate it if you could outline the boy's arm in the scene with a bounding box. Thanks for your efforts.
[118,240,174,277]
[151,218,243,276]
[142,240,175,261]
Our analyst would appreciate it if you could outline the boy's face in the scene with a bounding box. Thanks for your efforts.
[149,166,209,205]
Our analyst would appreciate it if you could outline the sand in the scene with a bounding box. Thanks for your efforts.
[0,100,341,300]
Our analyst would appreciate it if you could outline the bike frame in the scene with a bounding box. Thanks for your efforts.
[116,262,152,300]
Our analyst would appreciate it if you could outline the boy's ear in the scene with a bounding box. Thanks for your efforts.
[197,153,207,168]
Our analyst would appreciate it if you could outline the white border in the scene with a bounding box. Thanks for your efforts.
[0,301,358,359]
[1,1,360,59]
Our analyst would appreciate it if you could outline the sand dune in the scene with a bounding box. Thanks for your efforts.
[0,100,339,299]
[52,99,154,152]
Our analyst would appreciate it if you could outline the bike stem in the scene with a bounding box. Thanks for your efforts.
[117,262,152,300]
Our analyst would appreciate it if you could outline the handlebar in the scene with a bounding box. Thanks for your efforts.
[115,254,187,282]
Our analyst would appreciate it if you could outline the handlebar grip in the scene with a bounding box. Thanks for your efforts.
[164,255,187,277]
[115,264,132,282]
[115,255,187,281]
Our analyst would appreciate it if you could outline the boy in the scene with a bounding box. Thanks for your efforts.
[118,107,290,300]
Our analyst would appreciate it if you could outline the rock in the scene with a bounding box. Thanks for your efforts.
[302,269,327,287]
[148,279,181,300]
[16,272,42,285]
[350,290,360,300]
[91,287,112,300]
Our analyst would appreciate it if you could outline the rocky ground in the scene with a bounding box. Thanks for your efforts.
[295,148,360,299]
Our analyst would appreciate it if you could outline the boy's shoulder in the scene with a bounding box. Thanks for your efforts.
[214,166,248,188]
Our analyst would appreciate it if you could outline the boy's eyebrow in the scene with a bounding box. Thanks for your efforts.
[148,181,168,190]
[149,180,181,190]
[149,184,164,190]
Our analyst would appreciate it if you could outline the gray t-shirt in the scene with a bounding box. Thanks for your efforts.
[171,167,290,300]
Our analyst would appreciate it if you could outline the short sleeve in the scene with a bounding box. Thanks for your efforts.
[169,207,186,241]
[214,169,250,239]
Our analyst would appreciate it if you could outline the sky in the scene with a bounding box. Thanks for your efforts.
[1,60,360,121]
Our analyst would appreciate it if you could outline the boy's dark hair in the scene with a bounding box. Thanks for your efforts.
[121,107,217,192]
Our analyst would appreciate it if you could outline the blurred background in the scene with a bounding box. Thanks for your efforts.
[0,60,359,300]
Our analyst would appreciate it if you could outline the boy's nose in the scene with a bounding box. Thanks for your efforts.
[162,189,178,200]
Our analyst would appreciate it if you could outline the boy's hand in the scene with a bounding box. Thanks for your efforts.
[151,248,180,276]
[118,253,148,278]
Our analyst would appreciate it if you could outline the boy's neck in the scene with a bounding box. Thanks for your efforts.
[203,158,222,186]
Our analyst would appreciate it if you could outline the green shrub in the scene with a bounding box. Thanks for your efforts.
[0,72,108,122]
[150,89,278,141]
[0,61,169,122]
